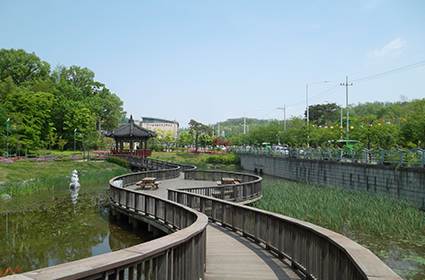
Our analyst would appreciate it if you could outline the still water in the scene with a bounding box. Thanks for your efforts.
[0,185,155,273]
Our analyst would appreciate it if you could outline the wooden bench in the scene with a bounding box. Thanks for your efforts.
[136,177,159,189]
[218,178,241,185]
[212,190,235,198]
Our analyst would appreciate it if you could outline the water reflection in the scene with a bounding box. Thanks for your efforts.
[0,188,155,273]
[69,185,80,209]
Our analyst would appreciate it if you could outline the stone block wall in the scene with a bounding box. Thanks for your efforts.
[238,154,425,209]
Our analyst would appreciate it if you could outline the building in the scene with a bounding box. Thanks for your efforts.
[136,117,179,139]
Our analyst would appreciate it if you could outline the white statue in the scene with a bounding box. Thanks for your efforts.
[69,170,80,188]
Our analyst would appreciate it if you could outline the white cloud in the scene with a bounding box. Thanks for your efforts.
[367,37,407,57]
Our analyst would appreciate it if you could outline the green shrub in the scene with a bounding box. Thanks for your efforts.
[106,156,129,169]
[205,153,240,164]
[148,145,163,152]
[205,155,223,164]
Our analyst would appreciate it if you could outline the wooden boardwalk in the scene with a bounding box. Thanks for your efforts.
[131,174,303,280]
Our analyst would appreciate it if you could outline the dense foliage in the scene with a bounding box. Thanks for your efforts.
[210,99,425,149]
[0,48,126,154]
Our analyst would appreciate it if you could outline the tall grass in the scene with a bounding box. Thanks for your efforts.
[253,180,425,240]
[0,160,128,198]
[0,169,127,197]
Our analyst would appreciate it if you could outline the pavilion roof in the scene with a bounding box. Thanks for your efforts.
[105,115,157,139]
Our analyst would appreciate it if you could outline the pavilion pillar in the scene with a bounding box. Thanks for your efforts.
[120,140,123,152]
[115,140,119,151]
[130,139,133,150]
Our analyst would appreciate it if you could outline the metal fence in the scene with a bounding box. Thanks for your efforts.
[233,147,425,167]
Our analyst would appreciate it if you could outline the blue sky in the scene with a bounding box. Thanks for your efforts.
[1,1,424,128]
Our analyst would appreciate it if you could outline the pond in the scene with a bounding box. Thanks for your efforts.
[0,184,156,273]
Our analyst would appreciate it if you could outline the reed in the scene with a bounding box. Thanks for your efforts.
[253,180,425,240]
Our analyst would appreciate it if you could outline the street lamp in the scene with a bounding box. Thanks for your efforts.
[6,118,9,157]
[12,124,17,156]
[74,129,77,156]
[244,108,259,134]
[306,80,330,146]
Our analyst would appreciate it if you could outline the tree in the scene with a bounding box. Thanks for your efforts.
[153,128,176,149]
[198,133,214,148]
[306,103,340,126]
[3,90,55,150]
[399,99,425,148]
[63,108,97,154]
[88,88,125,133]
[178,130,194,150]
[61,66,98,96]
[51,66,125,148]
[188,119,213,152]
[0,48,50,86]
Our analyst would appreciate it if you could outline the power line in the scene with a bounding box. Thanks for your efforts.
[305,59,425,105]
[351,60,425,83]
[282,59,425,115]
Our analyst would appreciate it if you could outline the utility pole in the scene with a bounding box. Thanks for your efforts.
[277,105,286,130]
[340,76,353,140]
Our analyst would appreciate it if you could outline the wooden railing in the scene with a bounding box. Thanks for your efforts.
[168,189,402,280]
[173,170,262,203]
[8,157,401,280]
[113,154,188,174]
[111,149,152,157]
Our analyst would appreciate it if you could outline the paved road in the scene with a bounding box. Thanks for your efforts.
[131,173,303,280]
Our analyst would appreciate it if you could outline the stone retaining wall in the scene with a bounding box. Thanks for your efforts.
[238,154,425,209]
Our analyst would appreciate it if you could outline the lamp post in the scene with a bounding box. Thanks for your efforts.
[74,129,77,156]
[6,118,9,157]
[306,80,330,146]
[12,124,17,156]
[244,108,259,134]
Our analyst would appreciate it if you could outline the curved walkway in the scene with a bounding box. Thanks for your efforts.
[129,173,302,280]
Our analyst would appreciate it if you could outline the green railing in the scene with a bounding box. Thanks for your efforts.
[233,147,425,167]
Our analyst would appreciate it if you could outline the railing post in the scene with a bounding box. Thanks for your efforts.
[381,150,385,165]
[422,150,425,168]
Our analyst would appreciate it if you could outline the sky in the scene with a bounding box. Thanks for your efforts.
[1,1,424,128]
